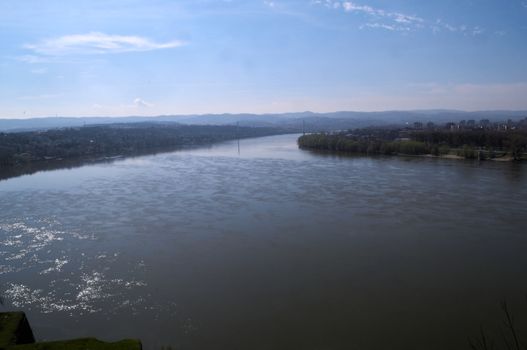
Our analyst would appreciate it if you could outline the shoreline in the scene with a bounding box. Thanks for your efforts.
[299,147,523,162]
[417,153,516,162]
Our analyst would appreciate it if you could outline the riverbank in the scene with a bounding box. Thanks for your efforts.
[301,147,523,162]
[297,131,527,162]
[414,153,516,161]
[0,124,291,181]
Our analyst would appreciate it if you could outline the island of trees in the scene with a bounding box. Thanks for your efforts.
[0,123,287,179]
[298,118,527,161]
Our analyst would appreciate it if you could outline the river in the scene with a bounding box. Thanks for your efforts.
[1,133,527,349]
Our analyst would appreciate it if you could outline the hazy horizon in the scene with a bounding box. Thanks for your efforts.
[1,109,527,122]
[1,0,527,119]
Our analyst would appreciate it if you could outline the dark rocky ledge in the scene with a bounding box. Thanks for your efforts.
[0,312,141,350]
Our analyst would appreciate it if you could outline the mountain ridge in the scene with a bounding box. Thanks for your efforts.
[1,110,526,132]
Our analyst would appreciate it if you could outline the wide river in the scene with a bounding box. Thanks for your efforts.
[1,134,527,349]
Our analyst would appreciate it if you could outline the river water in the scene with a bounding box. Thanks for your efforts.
[1,133,527,349]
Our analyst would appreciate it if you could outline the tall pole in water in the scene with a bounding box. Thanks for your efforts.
[302,119,305,135]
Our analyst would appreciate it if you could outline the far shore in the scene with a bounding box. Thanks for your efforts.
[297,130,527,162]
[421,153,516,162]
[301,147,524,162]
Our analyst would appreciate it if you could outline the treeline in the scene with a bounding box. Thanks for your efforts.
[410,129,527,150]
[298,134,431,155]
[298,129,527,160]
[411,130,527,160]
[0,123,286,167]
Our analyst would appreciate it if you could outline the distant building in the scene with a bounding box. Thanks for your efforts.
[445,122,456,130]
[480,119,490,127]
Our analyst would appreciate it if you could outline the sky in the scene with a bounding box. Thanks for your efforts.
[1,0,527,118]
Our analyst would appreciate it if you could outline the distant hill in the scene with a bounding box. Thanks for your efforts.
[1,110,526,132]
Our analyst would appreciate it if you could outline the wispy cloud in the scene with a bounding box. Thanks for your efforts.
[431,20,484,36]
[343,1,424,26]
[24,32,185,56]
[313,1,483,35]
[313,0,424,31]
[361,23,401,32]
[471,26,484,36]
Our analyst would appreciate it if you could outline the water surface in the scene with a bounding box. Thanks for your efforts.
[1,134,527,349]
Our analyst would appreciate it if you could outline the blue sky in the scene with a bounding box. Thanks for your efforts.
[1,0,527,118]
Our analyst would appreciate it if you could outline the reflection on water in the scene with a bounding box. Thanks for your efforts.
[0,155,130,182]
[1,134,527,349]
[0,217,147,315]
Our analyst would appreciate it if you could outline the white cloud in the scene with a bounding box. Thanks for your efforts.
[264,1,276,8]
[320,1,425,31]
[133,98,153,108]
[24,32,185,56]
[342,2,376,15]
[316,1,482,35]
[434,19,457,32]
[471,26,484,36]
[361,23,398,31]
[432,23,485,37]
[88,98,154,114]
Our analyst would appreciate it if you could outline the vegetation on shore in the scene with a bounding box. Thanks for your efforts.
[1,312,141,350]
[469,301,527,350]
[298,128,527,161]
[0,123,286,167]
